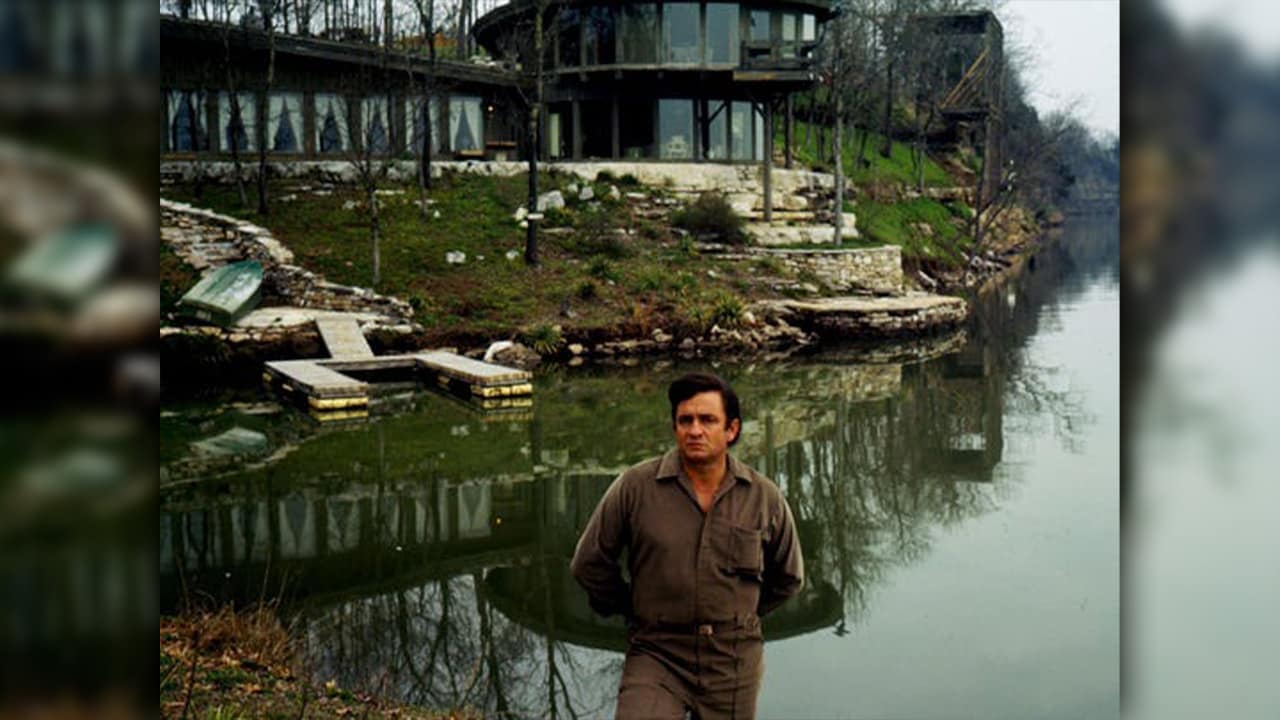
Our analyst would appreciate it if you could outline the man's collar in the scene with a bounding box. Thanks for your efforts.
[656,448,753,484]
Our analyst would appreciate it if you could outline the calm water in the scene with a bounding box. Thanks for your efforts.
[161,214,1119,719]
[1128,237,1280,719]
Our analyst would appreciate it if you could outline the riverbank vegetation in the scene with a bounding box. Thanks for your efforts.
[161,603,480,719]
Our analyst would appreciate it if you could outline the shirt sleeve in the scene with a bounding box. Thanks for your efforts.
[569,473,633,619]
[757,492,804,617]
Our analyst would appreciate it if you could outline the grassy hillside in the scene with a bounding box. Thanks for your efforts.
[778,121,953,188]
[164,172,797,339]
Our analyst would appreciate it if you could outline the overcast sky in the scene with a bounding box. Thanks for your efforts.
[996,0,1119,138]
[1162,0,1280,60]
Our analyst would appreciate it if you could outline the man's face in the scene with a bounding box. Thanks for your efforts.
[674,391,740,467]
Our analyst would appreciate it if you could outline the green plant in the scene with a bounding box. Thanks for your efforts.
[618,173,640,186]
[711,291,745,328]
[595,170,617,183]
[589,257,619,282]
[672,192,747,244]
[577,280,598,299]
[522,324,565,356]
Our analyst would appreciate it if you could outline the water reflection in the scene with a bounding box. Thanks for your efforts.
[160,212,1117,714]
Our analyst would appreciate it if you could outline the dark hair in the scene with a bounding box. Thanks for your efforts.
[667,372,742,446]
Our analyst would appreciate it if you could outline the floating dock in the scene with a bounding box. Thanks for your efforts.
[264,351,533,420]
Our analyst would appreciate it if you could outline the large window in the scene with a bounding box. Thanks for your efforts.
[748,9,770,42]
[781,13,796,58]
[620,4,657,64]
[219,92,256,153]
[449,95,483,153]
[705,3,739,65]
[548,102,573,159]
[706,100,729,160]
[619,99,654,159]
[268,93,302,153]
[315,94,350,154]
[663,3,700,63]
[659,99,694,159]
[731,100,753,160]
[167,90,209,152]
[362,97,392,155]
[406,96,441,156]
[801,13,816,42]
[583,6,616,65]
[558,9,581,67]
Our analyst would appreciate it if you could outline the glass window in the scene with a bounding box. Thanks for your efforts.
[620,4,657,64]
[749,10,770,42]
[584,6,616,65]
[731,100,753,160]
[167,90,209,152]
[269,93,302,153]
[663,3,700,63]
[801,13,816,42]
[619,99,655,158]
[315,94,350,154]
[449,95,483,152]
[218,92,256,153]
[706,101,729,160]
[558,9,580,67]
[362,97,391,155]
[406,97,440,156]
[705,3,739,65]
[659,99,693,160]
[781,14,796,58]
[548,102,573,159]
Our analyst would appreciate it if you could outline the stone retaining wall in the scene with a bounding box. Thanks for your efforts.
[161,199,414,322]
[750,246,904,295]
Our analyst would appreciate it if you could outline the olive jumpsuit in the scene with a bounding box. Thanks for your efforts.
[571,449,805,719]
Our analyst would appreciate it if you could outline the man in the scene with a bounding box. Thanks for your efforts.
[570,372,804,719]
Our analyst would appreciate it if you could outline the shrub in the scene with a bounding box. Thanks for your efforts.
[595,170,617,183]
[672,192,747,245]
[577,280,598,300]
[711,291,745,328]
[589,257,619,282]
[522,324,564,356]
[619,173,640,186]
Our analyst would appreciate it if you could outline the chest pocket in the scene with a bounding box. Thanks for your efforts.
[729,525,764,582]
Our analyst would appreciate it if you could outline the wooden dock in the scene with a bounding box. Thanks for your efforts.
[263,349,533,420]
[315,316,375,359]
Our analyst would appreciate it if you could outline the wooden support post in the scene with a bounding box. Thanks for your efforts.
[763,100,773,222]
[572,100,582,159]
[611,94,620,159]
[784,94,794,169]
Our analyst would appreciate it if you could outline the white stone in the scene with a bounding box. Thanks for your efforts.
[342,200,359,210]
[446,250,466,264]
[519,220,528,229]
[568,343,585,356]
[566,183,579,196]
[608,185,621,201]
[506,249,520,261]
[483,340,514,362]
[536,190,565,212]
[514,206,528,222]
[433,210,441,219]
[578,185,594,201]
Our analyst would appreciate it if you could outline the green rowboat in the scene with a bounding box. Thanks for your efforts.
[176,259,263,326]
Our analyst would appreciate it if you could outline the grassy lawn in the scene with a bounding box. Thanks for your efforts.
[778,120,953,188]
[852,197,974,266]
[164,171,790,340]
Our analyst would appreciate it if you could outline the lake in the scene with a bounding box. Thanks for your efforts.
[161,213,1119,719]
